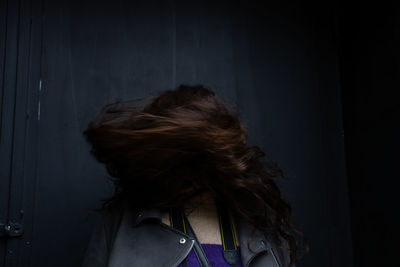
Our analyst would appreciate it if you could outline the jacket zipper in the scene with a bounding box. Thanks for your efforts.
[191,237,211,267]
[269,247,281,267]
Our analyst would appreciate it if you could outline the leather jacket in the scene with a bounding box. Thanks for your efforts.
[81,201,292,267]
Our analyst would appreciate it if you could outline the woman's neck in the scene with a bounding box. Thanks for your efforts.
[184,191,215,214]
[184,192,222,244]
[160,191,239,245]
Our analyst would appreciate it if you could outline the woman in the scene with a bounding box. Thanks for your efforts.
[81,84,307,267]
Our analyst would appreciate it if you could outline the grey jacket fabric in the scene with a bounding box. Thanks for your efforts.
[81,201,292,267]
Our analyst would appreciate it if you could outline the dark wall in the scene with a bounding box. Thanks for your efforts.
[336,1,400,266]
[1,0,353,266]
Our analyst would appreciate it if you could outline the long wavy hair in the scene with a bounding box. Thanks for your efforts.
[83,84,308,266]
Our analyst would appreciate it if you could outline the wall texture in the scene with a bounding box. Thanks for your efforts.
[0,0,353,266]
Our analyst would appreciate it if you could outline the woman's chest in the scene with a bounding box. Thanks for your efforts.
[161,208,239,245]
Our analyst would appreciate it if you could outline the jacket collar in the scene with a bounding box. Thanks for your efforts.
[131,207,162,226]
[128,207,280,267]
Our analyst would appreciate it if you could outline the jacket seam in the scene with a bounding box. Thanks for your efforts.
[245,245,268,267]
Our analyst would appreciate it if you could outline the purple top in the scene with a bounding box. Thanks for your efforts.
[178,243,243,267]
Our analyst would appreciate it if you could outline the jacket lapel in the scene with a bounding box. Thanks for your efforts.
[235,217,282,267]
[108,205,195,267]
[235,217,269,266]
[108,205,282,267]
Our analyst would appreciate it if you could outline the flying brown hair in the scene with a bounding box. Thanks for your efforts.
[82,84,308,266]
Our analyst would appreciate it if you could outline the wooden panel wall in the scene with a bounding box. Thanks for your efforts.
[0,0,353,266]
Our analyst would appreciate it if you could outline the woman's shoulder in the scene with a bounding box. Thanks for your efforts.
[96,199,128,242]
[264,233,294,267]
[82,201,126,267]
